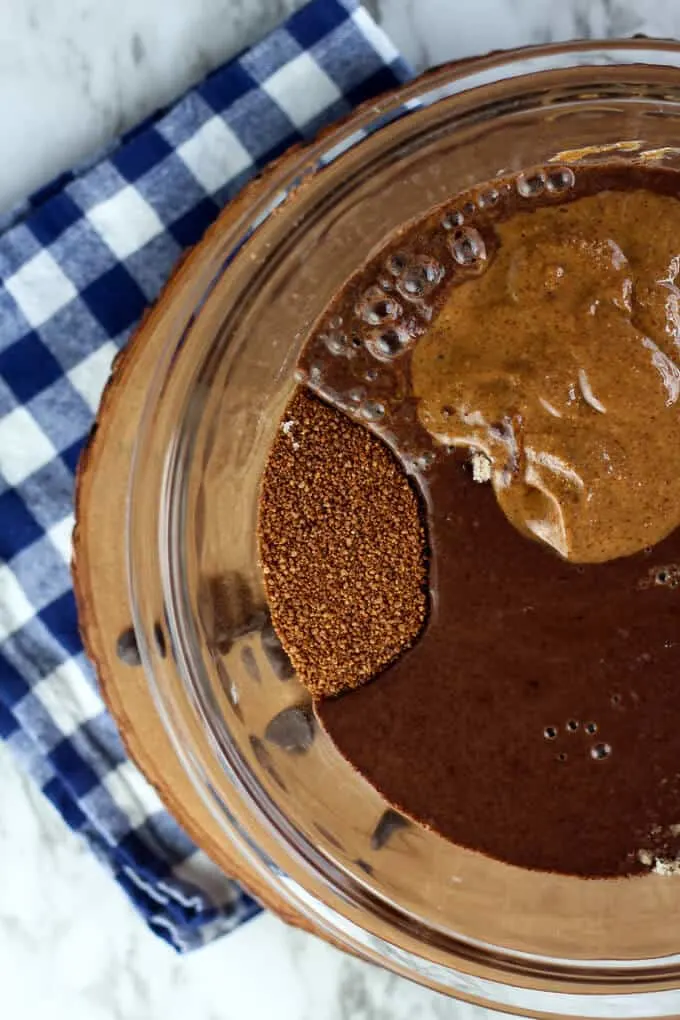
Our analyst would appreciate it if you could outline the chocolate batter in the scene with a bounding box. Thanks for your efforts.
[258,162,680,878]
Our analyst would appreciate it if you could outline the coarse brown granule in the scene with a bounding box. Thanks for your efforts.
[257,388,428,698]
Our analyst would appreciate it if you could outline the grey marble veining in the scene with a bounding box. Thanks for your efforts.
[0,734,497,1020]
[3,0,680,213]
[379,0,680,73]
[2,2,680,1018]
[0,0,307,213]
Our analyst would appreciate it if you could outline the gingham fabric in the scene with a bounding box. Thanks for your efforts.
[0,0,411,951]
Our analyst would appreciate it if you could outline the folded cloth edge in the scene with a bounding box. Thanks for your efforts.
[0,0,412,951]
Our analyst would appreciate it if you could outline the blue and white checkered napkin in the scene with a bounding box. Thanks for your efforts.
[0,0,411,951]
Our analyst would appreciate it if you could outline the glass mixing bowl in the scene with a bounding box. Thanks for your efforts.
[127,41,680,1018]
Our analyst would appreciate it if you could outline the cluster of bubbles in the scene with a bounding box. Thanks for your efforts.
[543,718,611,763]
[636,563,680,591]
[440,203,488,270]
[440,164,576,254]
[317,248,445,372]
[352,281,412,362]
[394,254,444,301]
[356,299,441,470]
[347,386,386,421]
[315,313,352,360]
[516,166,576,198]
[319,165,578,368]
[352,252,446,362]
[312,164,579,428]
[323,329,351,357]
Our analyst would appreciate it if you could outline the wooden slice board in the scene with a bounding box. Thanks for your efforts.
[70,65,457,952]
[71,195,321,935]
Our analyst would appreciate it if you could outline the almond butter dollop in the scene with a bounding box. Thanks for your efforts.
[413,189,680,562]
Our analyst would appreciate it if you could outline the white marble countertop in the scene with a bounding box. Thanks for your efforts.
[6,0,680,216]
[3,2,680,1018]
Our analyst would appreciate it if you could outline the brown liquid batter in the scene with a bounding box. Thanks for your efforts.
[260,163,680,877]
[319,447,680,876]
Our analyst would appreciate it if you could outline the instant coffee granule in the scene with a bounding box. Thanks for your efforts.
[258,389,427,697]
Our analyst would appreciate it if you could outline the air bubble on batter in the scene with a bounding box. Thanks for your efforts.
[366,326,412,361]
[360,399,386,422]
[356,286,402,326]
[477,188,499,209]
[442,210,465,231]
[396,255,444,300]
[517,170,546,197]
[449,226,487,268]
[546,167,576,193]
[322,330,351,357]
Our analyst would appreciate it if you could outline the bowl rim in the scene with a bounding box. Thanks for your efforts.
[125,39,680,1018]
